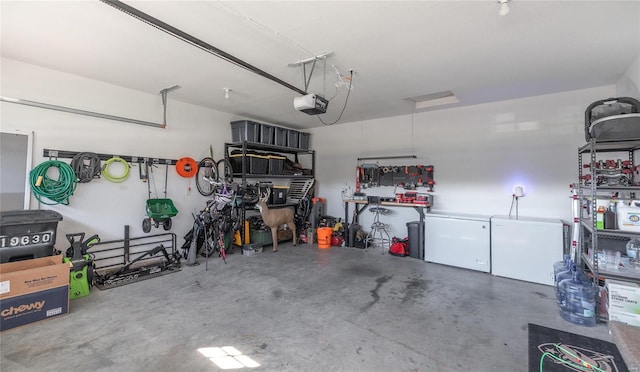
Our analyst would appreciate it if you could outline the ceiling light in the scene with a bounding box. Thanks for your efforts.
[404,91,459,110]
[498,0,510,16]
[224,88,231,99]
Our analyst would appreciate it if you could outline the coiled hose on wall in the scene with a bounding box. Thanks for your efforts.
[29,160,78,205]
[102,157,130,183]
[70,152,101,183]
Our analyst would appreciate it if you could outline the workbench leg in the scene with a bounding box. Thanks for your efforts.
[414,207,426,260]
[344,201,349,231]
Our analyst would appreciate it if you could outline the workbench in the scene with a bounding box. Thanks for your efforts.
[343,199,431,259]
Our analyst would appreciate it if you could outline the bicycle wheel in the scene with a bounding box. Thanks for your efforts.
[230,204,241,232]
[218,229,227,263]
[200,224,217,257]
[196,157,217,196]
[216,158,234,184]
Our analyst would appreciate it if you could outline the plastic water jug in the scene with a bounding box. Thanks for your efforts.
[555,263,576,306]
[558,271,596,327]
[553,254,570,281]
[617,200,640,232]
[555,263,591,307]
[553,255,570,299]
[627,237,640,259]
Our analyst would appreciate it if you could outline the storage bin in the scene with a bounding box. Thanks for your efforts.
[287,129,299,148]
[274,127,288,147]
[229,153,269,174]
[268,155,286,175]
[270,186,288,205]
[229,151,248,174]
[0,210,63,263]
[230,120,260,143]
[260,124,275,145]
[299,132,310,149]
[250,230,272,245]
[242,243,263,256]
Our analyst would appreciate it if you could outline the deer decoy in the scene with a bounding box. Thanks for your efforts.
[256,188,297,252]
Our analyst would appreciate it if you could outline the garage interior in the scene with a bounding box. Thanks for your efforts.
[1,1,640,371]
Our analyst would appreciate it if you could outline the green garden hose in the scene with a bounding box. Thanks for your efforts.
[29,160,78,205]
[102,157,130,183]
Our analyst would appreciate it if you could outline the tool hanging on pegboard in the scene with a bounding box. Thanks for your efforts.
[356,164,435,191]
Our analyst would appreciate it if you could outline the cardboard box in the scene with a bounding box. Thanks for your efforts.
[1,285,69,331]
[609,310,640,327]
[606,280,640,315]
[0,255,69,331]
[277,229,293,242]
[0,255,69,300]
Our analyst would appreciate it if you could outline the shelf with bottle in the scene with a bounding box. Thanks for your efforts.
[582,251,640,282]
[579,196,640,233]
[580,219,640,239]
[581,220,640,283]
[576,97,640,323]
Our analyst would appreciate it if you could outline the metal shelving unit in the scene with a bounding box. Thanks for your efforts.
[224,141,315,185]
[224,141,316,246]
[577,138,640,322]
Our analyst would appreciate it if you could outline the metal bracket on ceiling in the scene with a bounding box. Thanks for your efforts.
[288,52,334,92]
[160,85,181,128]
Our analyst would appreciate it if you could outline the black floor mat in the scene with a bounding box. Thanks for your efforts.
[528,323,629,372]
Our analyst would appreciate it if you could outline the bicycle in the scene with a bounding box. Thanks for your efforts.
[195,157,234,196]
[192,176,240,265]
[203,182,239,265]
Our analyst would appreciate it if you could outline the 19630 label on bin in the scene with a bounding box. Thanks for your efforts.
[0,232,52,248]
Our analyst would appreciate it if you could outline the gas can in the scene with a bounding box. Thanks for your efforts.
[617,201,640,232]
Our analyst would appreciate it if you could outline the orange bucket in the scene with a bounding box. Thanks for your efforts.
[317,227,333,249]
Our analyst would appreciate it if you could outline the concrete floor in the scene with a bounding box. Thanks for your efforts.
[0,243,618,371]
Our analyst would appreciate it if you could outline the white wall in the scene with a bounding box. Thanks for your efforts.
[616,55,640,98]
[1,58,237,243]
[310,86,616,238]
[1,56,631,246]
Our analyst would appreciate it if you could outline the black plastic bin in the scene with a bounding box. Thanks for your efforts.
[229,153,269,174]
[260,124,275,145]
[231,120,260,143]
[287,130,299,148]
[299,132,311,149]
[270,186,288,205]
[267,155,286,175]
[0,210,63,263]
[274,127,288,147]
[406,221,424,260]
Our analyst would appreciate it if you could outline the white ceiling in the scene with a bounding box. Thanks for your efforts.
[2,1,639,129]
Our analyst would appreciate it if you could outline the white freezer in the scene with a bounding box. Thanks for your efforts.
[490,215,564,286]
[424,213,491,273]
